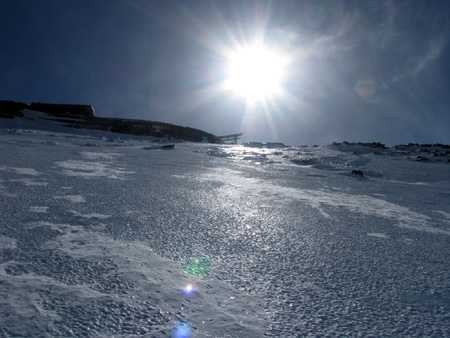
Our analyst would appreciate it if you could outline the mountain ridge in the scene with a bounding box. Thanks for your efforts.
[0,100,217,143]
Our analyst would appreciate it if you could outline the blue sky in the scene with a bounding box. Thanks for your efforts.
[1,0,449,146]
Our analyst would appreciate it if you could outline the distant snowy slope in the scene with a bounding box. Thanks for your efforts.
[1,114,450,337]
[0,101,217,142]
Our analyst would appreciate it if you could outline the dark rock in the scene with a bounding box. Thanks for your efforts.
[415,156,429,162]
[351,169,364,177]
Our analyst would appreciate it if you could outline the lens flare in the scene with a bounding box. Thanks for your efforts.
[181,281,199,297]
[183,256,211,278]
[173,321,191,338]
[355,78,376,98]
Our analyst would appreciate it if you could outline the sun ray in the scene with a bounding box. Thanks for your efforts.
[134,1,303,142]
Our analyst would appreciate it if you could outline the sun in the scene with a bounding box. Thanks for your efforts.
[224,43,285,103]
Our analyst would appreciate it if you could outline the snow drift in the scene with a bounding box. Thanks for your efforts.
[1,109,450,337]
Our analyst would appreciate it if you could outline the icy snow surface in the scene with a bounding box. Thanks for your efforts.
[1,114,450,337]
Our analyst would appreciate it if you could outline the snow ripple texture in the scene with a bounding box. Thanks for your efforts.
[1,125,450,337]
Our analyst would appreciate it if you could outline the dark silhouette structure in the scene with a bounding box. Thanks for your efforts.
[29,102,95,118]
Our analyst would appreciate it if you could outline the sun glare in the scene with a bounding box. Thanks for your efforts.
[225,43,285,103]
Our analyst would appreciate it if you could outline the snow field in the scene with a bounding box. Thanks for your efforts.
[1,112,450,337]
[0,126,267,337]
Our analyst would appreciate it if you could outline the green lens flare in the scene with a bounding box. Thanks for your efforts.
[183,256,211,278]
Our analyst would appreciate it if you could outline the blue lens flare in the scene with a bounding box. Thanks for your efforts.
[173,321,191,338]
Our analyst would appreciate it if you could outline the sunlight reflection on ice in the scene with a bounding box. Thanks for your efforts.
[198,167,450,235]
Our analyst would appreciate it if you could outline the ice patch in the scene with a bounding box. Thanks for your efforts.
[10,178,47,186]
[172,174,187,179]
[29,206,49,213]
[0,236,17,249]
[11,167,41,176]
[434,210,450,219]
[69,210,111,219]
[367,233,390,239]
[80,152,122,160]
[56,160,133,179]
[54,195,86,203]
[0,180,17,197]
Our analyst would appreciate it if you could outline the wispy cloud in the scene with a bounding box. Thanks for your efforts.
[384,1,450,82]
[390,34,447,84]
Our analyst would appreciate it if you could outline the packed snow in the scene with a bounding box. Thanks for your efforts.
[1,110,450,337]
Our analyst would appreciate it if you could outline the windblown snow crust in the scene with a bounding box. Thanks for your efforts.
[1,116,450,337]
